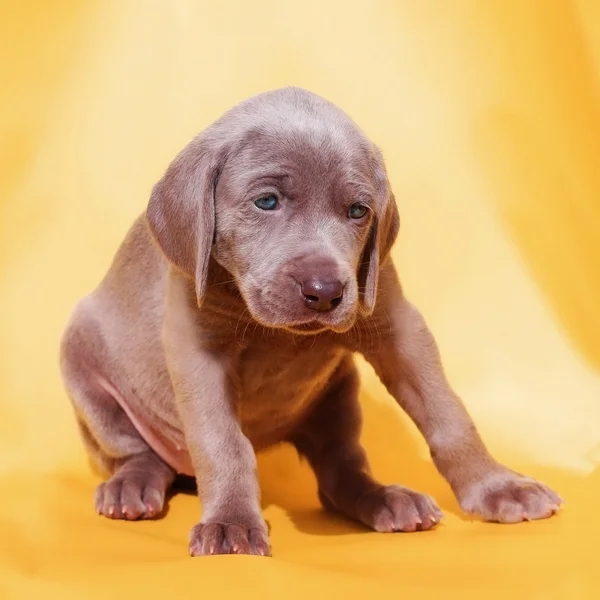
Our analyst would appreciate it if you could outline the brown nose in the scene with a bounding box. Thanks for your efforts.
[301,279,344,312]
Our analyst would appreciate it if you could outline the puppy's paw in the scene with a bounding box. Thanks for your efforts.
[189,522,271,557]
[458,470,563,523]
[95,474,165,520]
[356,485,444,532]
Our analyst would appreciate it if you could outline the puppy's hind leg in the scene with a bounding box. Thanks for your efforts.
[61,327,175,520]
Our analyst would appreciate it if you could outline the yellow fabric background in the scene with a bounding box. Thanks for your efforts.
[1,1,599,597]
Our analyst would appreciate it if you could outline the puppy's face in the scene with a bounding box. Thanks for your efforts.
[147,89,399,332]
[213,129,377,334]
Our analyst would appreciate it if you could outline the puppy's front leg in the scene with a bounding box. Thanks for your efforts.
[164,269,269,556]
[365,276,562,523]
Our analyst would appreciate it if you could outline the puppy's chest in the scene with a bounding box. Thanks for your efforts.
[235,340,345,441]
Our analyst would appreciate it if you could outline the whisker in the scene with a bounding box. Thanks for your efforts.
[234,307,250,341]
[211,278,237,287]
[369,316,381,353]
[242,317,253,343]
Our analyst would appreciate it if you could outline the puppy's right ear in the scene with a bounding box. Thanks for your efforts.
[146,137,220,307]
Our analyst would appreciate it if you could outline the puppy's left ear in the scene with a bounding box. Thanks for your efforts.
[359,149,400,315]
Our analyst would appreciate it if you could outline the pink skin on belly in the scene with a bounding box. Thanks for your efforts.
[98,377,195,476]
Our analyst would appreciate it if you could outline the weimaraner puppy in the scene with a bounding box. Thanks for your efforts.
[60,87,562,556]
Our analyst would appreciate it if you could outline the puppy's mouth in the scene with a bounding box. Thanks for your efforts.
[282,314,357,335]
[237,279,358,335]
[251,305,356,336]
[283,321,329,335]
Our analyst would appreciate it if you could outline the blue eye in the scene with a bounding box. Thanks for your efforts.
[254,195,278,210]
[348,203,368,219]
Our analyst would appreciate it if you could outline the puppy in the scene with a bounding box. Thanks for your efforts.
[60,87,562,556]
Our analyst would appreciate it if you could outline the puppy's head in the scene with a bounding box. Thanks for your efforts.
[147,88,399,334]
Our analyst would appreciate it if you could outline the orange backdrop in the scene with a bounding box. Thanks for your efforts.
[1,1,599,598]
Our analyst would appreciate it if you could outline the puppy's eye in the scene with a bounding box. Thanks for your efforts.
[254,195,278,210]
[348,203,368,219]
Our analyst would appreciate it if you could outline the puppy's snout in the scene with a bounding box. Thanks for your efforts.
[301,279,344,312]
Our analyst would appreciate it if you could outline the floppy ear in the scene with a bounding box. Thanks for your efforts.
[146,138,220,307]
[359,155,400,315]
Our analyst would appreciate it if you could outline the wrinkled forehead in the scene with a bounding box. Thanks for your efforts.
[224,125,378,202]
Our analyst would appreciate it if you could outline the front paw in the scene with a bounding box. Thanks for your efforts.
[356,485,444,532]
[458,470,563,523]
[189,521,271,557]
